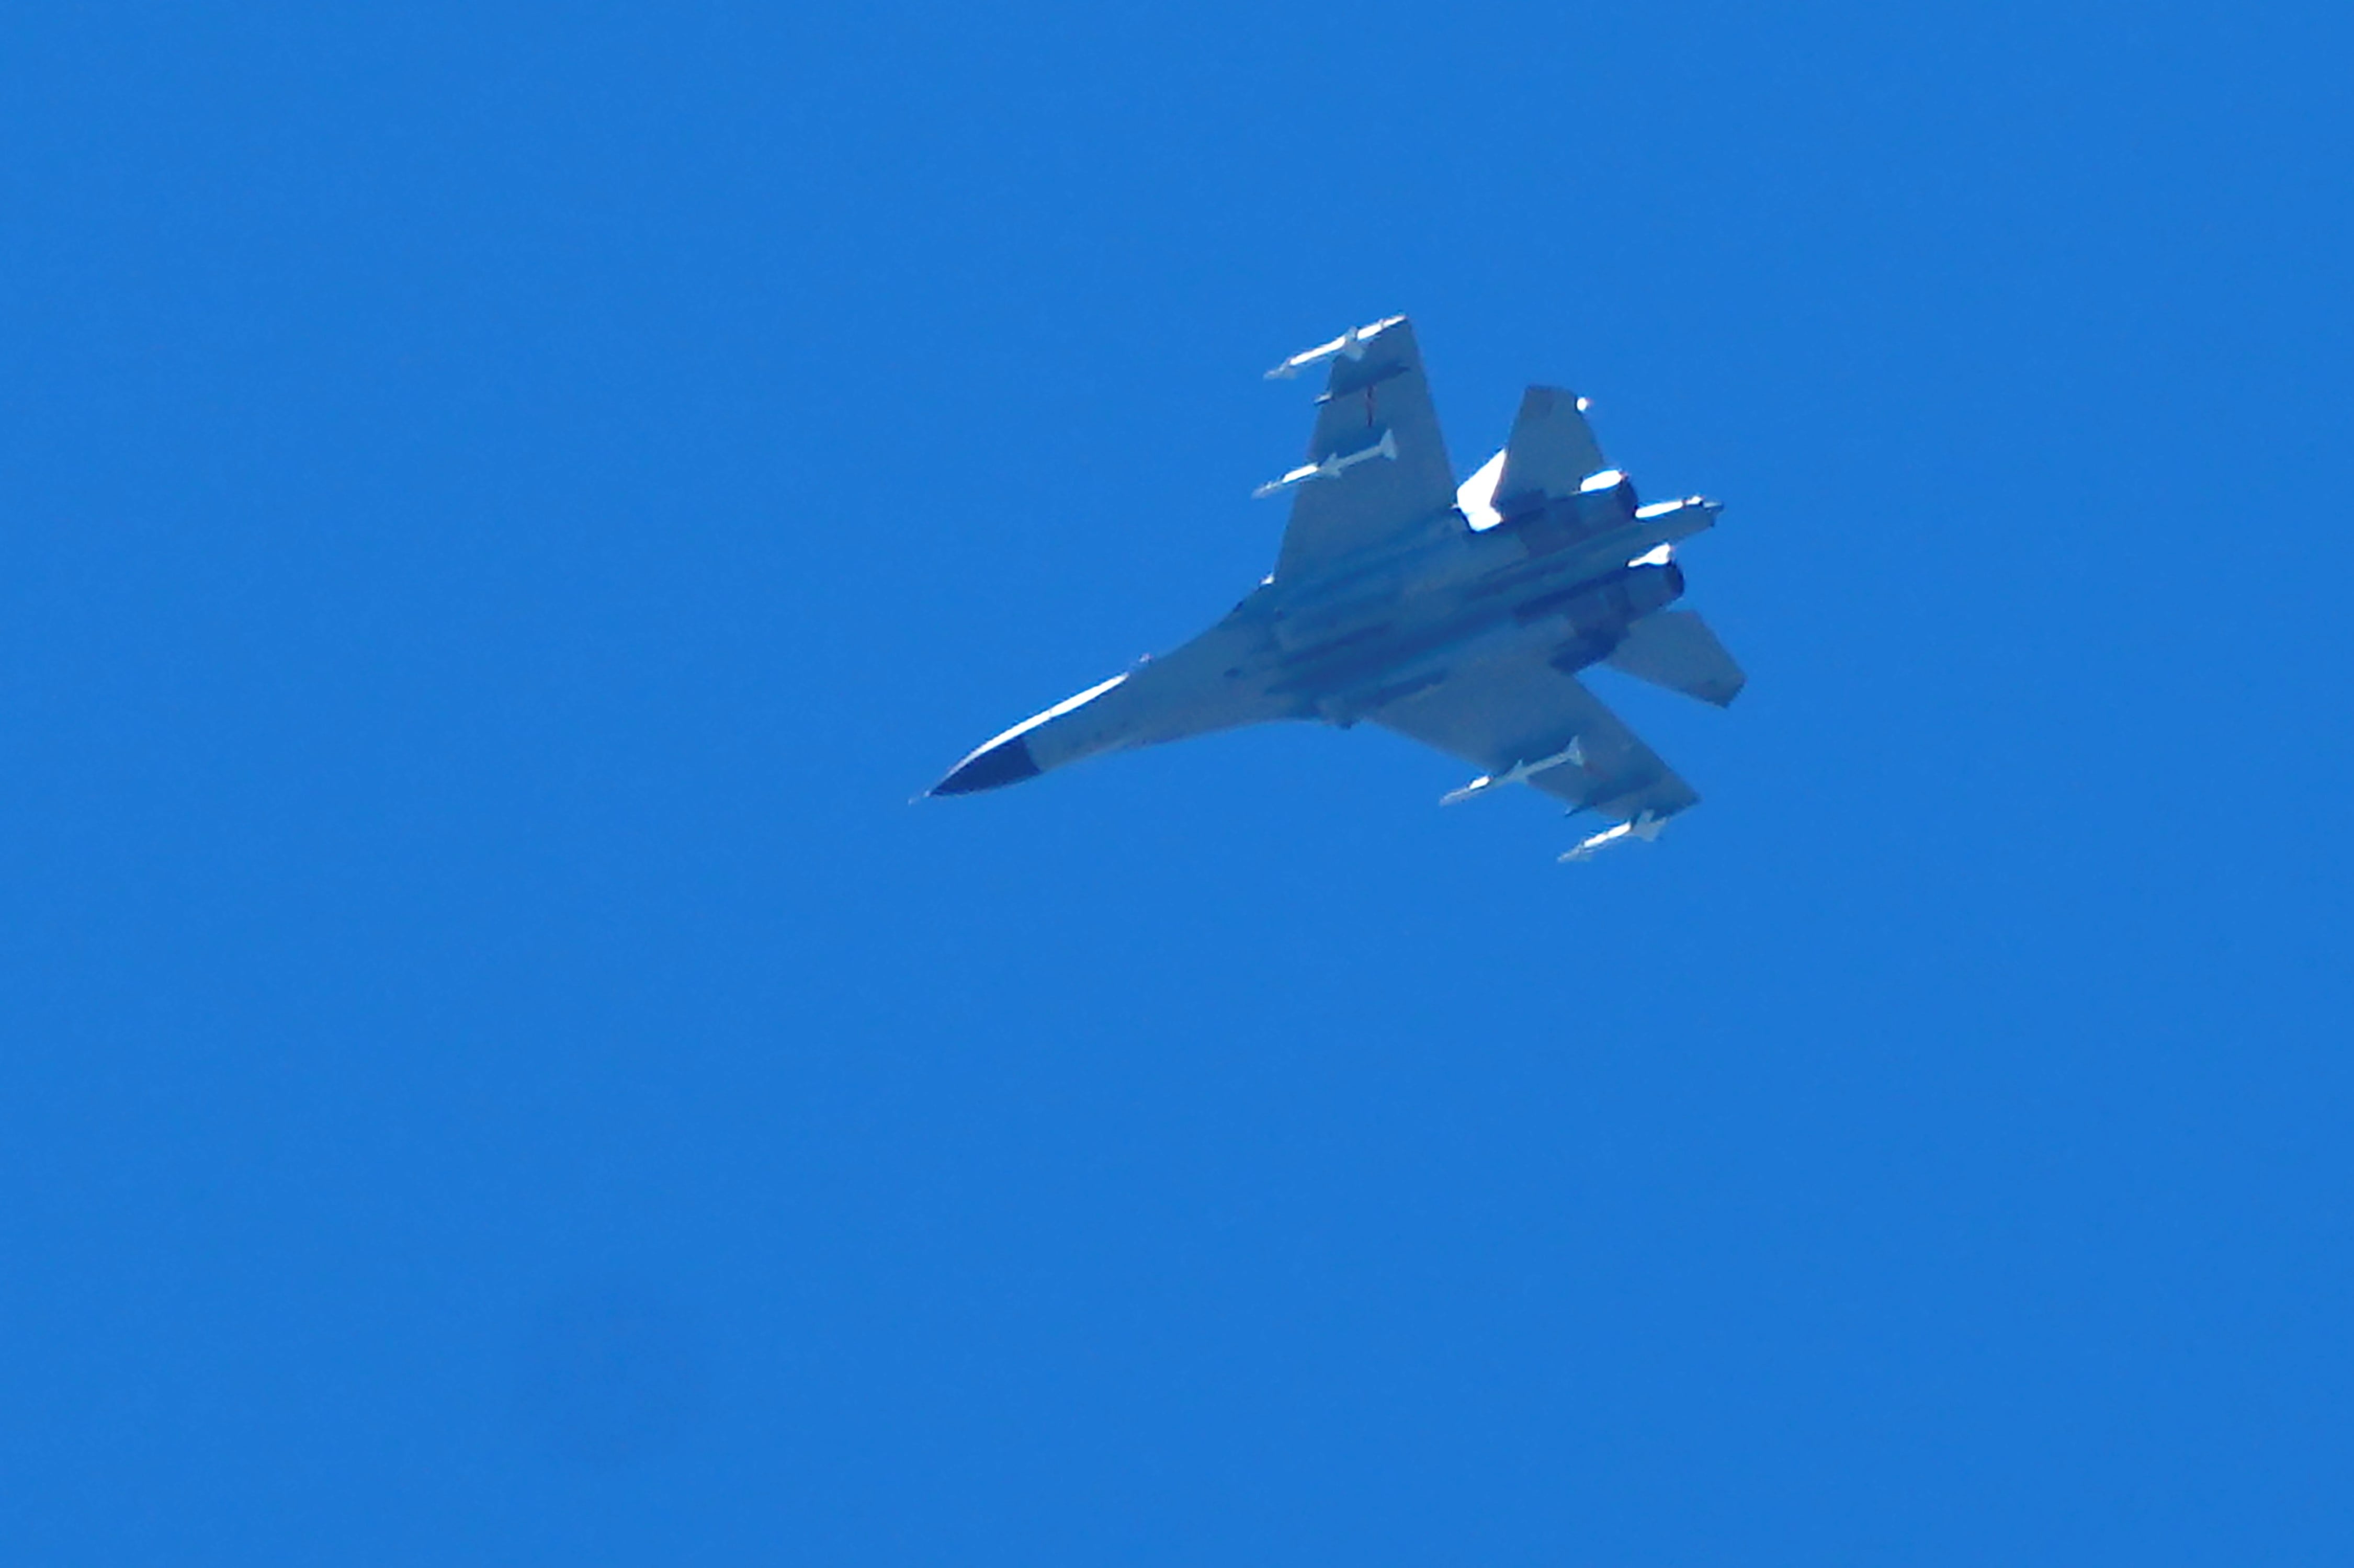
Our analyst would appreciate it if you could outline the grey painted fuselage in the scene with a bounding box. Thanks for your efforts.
[932,483,1716,793]
[930,316,1741,853]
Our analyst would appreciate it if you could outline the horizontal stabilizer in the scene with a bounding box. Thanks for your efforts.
[1605,610,1746,707]
[1493,385,1607,507]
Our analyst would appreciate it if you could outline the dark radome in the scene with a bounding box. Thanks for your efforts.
[931,735,1040,796]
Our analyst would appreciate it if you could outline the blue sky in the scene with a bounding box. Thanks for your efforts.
[4,2,2350,1562]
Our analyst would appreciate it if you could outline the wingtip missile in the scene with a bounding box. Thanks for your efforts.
[1263,315,1407,380]
[1558,809,1667,863]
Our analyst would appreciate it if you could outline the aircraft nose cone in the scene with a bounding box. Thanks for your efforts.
[929,735,1042,796]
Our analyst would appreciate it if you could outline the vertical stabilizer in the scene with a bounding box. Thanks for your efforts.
[1493,385,1608,507]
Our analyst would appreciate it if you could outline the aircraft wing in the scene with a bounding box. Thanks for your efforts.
[1370,646,1699,822]
[1265,316,1458,582]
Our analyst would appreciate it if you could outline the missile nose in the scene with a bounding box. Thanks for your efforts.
[929,735,1042,796]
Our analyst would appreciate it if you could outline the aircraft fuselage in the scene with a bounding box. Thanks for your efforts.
[930,484,1719,796]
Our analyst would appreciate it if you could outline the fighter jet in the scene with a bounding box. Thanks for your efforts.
[929,316,1744,861]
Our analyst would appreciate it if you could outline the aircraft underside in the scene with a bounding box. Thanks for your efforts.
[931,317,1743,862]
